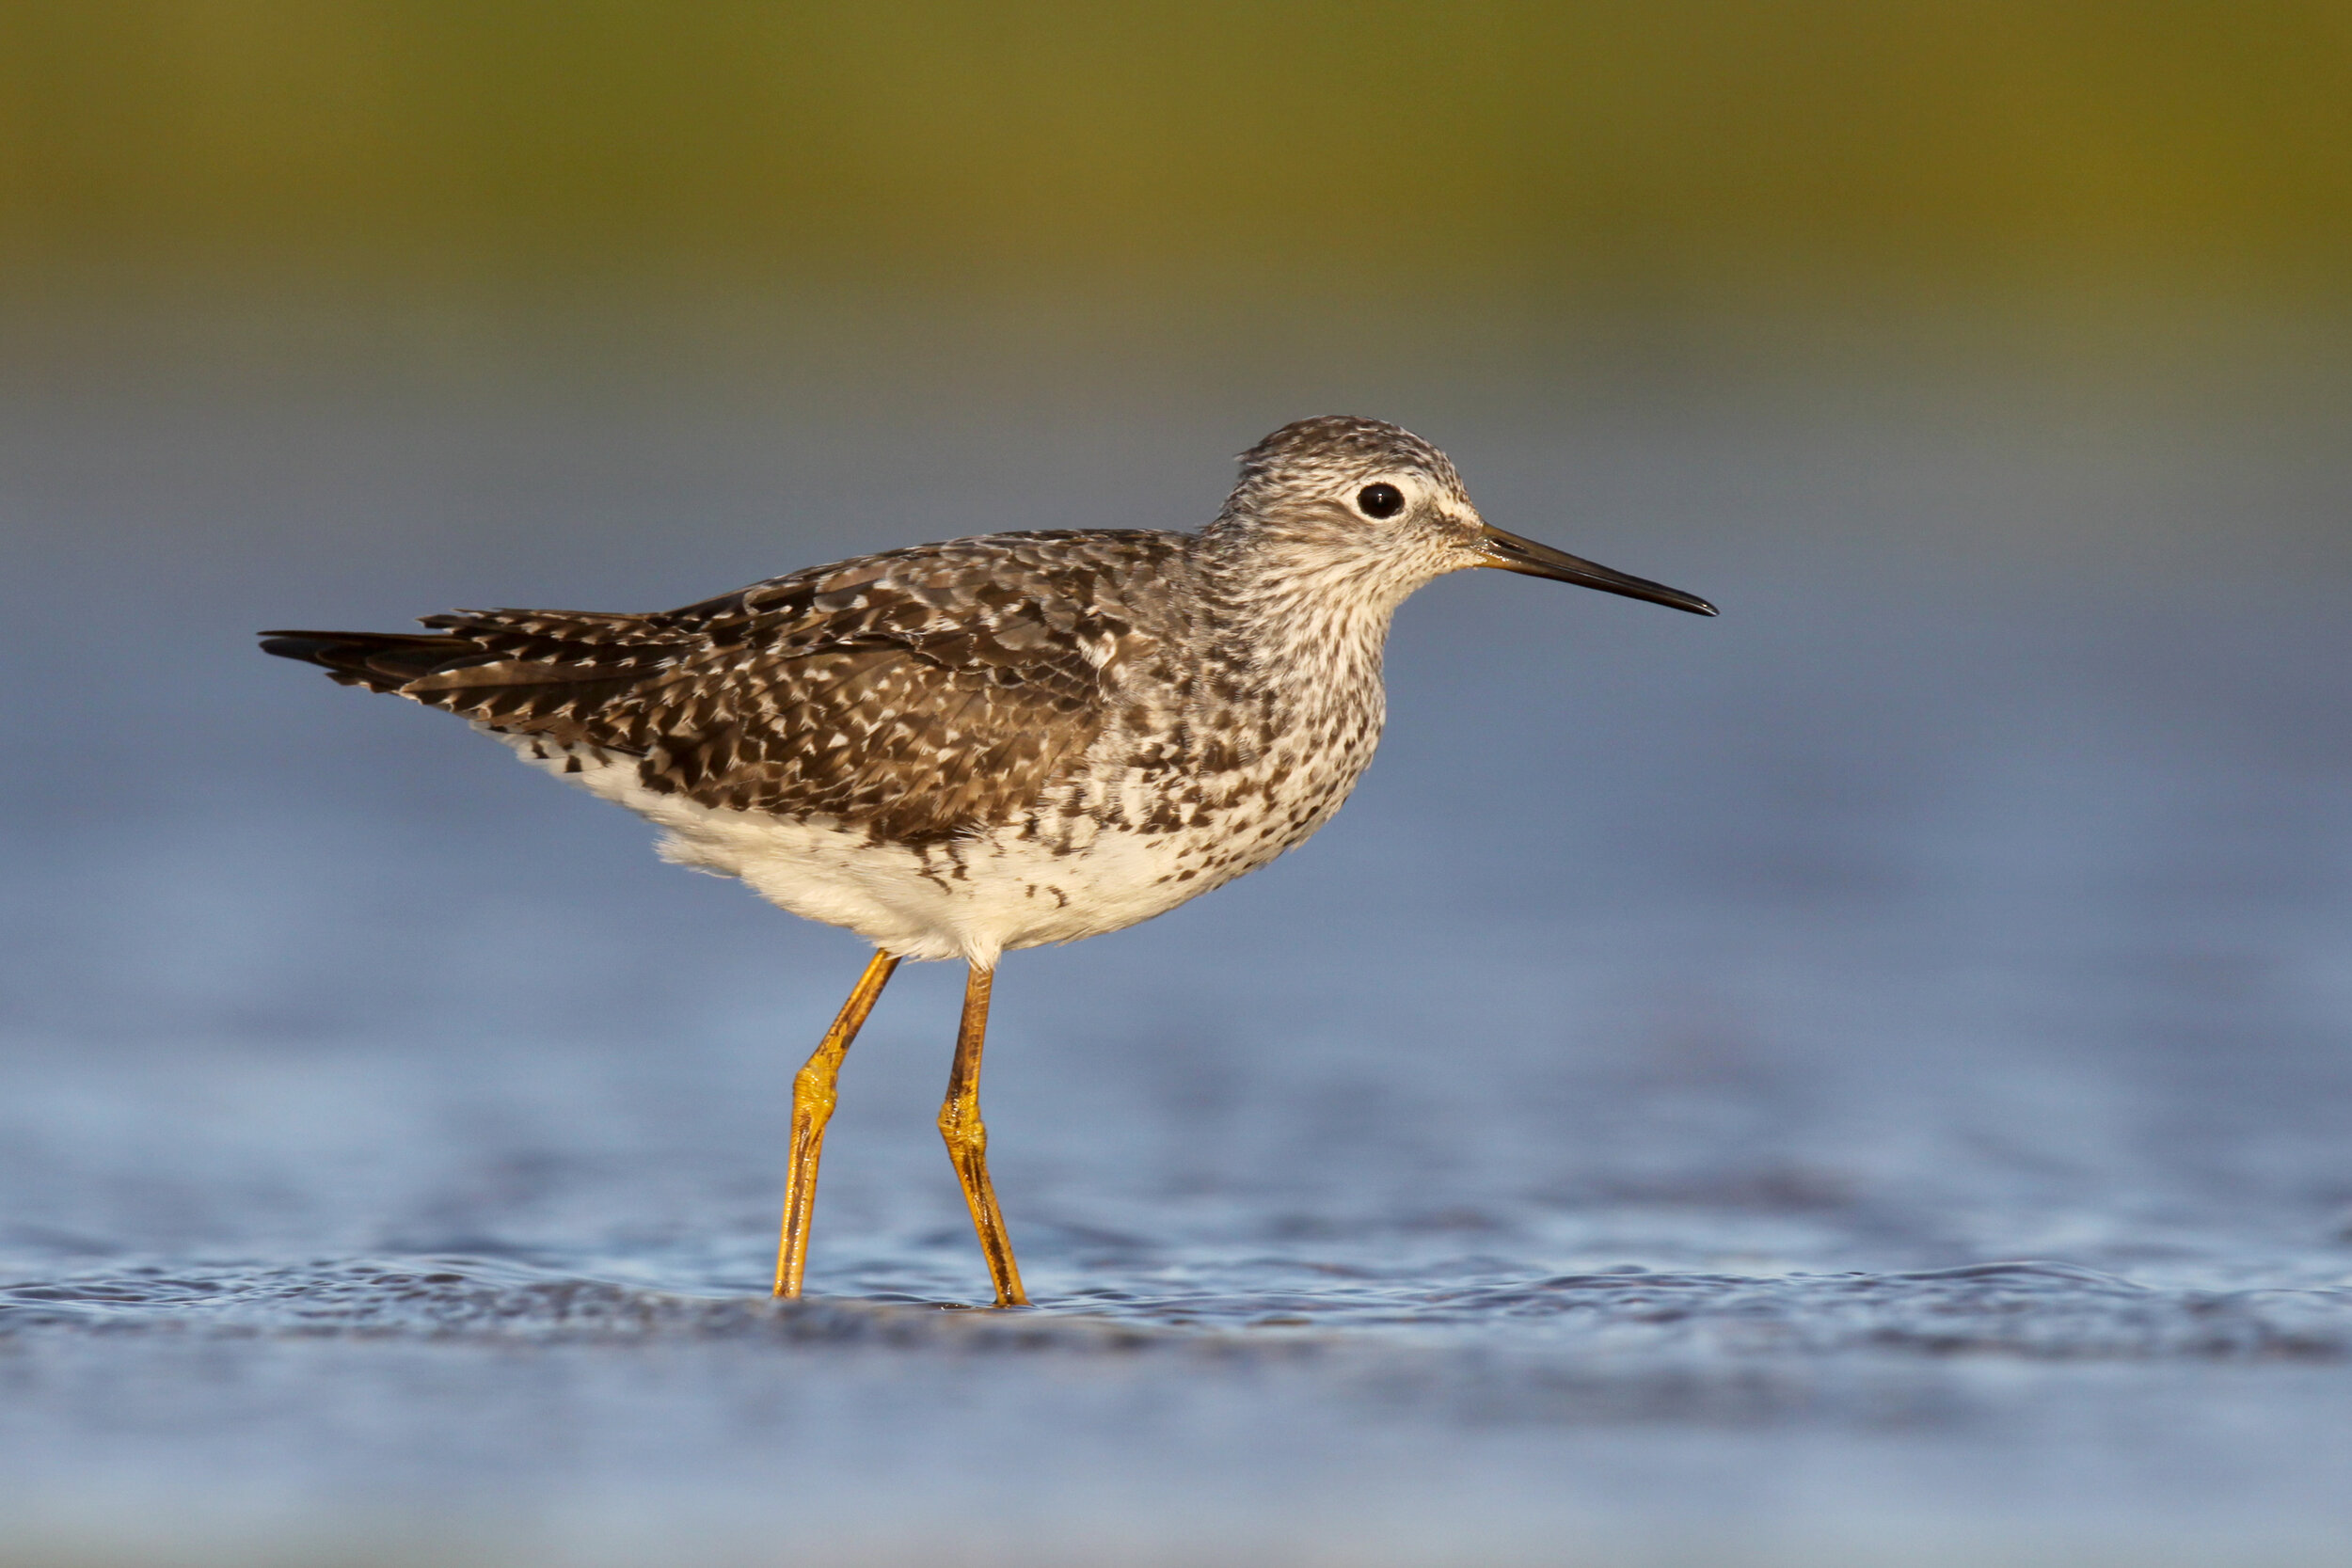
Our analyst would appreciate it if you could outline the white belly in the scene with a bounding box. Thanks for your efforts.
[487,730,1271,966]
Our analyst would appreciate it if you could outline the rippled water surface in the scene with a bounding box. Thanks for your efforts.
[5,352,2352,1564]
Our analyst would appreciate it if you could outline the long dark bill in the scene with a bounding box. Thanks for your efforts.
[1476,526,1718,616]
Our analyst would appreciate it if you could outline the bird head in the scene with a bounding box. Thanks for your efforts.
[1217,416,1716,617]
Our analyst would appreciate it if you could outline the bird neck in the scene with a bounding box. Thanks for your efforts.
[1190,522,1409,690]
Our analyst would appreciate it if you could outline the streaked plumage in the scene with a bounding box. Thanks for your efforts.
[263,416,1715,1304]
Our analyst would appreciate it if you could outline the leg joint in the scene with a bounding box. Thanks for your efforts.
[792,1063,839,1117]
[937,1102,987,1156]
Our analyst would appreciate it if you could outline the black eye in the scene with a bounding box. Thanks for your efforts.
[1356,483,1405,519]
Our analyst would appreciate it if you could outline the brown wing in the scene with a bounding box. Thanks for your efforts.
[262,530,1182,844]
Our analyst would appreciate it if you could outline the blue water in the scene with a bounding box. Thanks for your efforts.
[5,333,2352,1564]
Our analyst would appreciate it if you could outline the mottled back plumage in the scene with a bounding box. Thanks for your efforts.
[268,530,1192,845]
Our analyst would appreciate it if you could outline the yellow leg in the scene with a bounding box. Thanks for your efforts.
[939,963,1028,1307]
[772,949,899,1298]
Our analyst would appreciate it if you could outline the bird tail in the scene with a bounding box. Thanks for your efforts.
[258,628,490,693]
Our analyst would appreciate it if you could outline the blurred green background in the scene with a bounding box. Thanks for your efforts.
[6,0,2348,314]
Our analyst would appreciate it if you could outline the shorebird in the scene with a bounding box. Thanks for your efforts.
[262,417,1714,1307]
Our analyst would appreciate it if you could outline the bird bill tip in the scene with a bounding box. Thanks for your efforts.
[1475,527,1718,617]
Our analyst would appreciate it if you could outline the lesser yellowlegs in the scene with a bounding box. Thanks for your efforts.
[262,416,1716,1306]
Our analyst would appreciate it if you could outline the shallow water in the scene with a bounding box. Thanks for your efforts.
[5,354,2352,1564]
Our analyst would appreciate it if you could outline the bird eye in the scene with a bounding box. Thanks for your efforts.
[1356,483,1405,519]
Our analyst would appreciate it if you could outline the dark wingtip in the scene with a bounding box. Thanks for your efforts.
[258,627,459,688]
[260,633,329,663]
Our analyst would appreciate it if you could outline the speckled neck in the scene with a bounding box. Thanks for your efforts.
[1191,515,1425,692]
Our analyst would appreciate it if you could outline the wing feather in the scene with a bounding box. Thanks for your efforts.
[262,530,1184,844]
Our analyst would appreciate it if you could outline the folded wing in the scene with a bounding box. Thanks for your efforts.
[262,531,1176,844]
